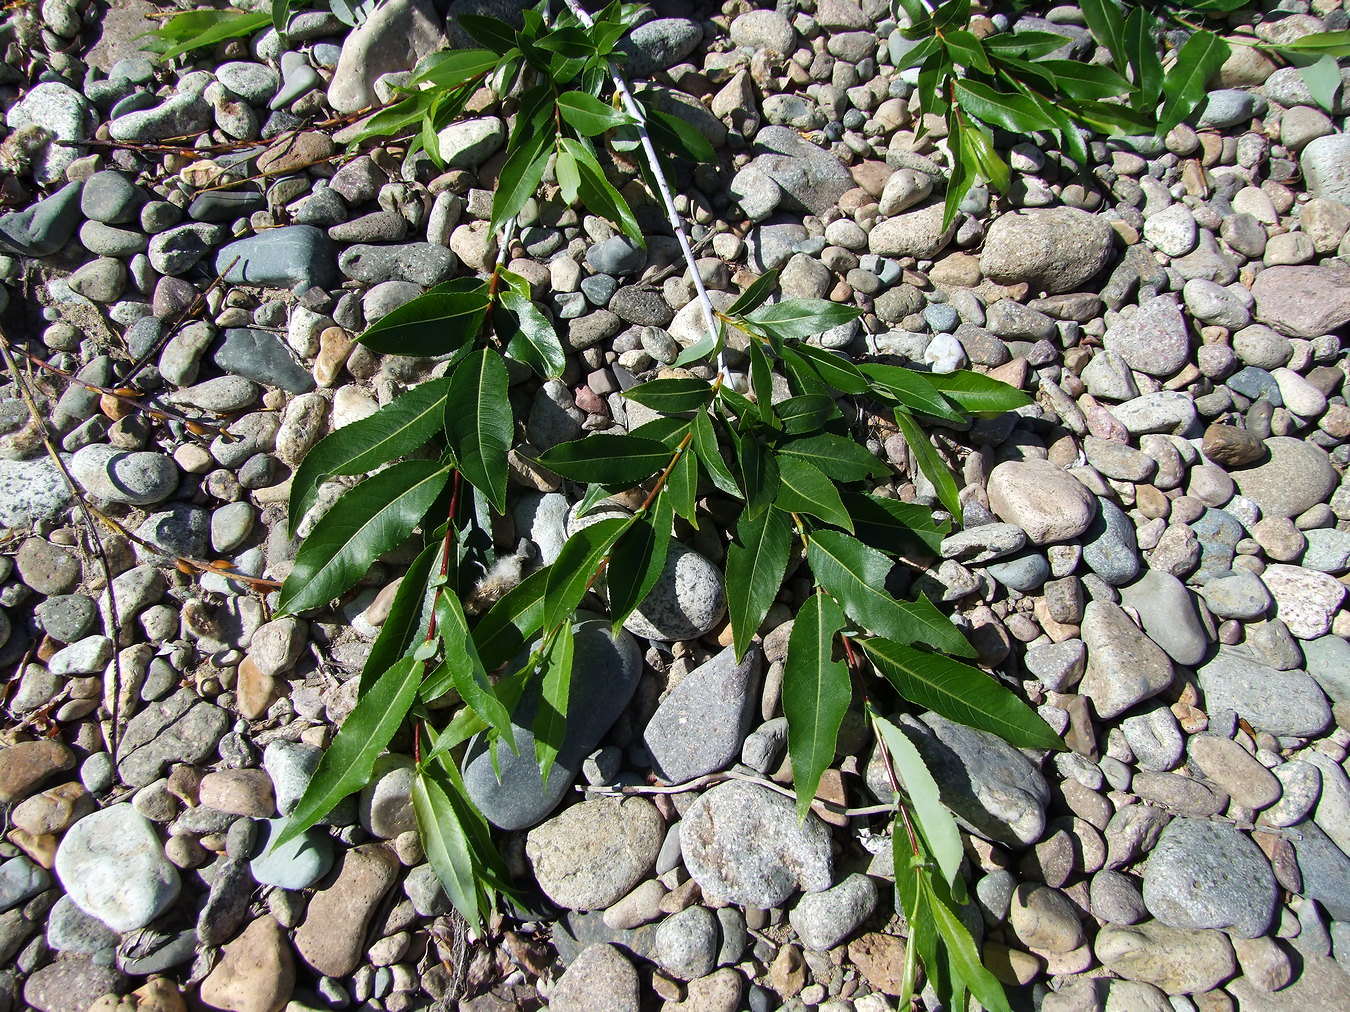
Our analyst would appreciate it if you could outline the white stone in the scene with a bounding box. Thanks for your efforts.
[54,804,180,932]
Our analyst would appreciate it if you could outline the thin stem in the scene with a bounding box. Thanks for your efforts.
[557,0,728,380]
[583,768,896,817]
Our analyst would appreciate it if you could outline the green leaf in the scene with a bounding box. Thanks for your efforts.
[864,638,1060,748]
[952,80,1055,133]
[1296,53,1342,111]
[922,369,1032,415]
[492,131,552,234]
[537,434,670,486]
[557,91,634,135]
[895,827,939,1005]
[1124,6,1164,105]
[779,433,886,482]
[745,299,862,339]
[984,29,1071,58]
[942,29,992,72]
[152,10,271,60]
[673,326,720,367]
[473,566,548,670]
[748,338,778,429]
[646,107,717,162]
[459,12,517,54]
[289,375,451,536]
[931,880,1015,1012]
[360,536,440,694]
[555,146,581,204]
[543,516,630,629]
[858,364,963,422]
[498,289,566,380]
[961,120,1009,193]
[1079,0,1126,68]
[1273,28,1350,58]
[873,715,964,887]
[728,271,781,319]
[842,493,948,556]
[783,344,868,395]
[778,394,841,434]
[606,498,673,632]
[896,594,979,658]
[1036,60,1135,100]
[892,408,962,521]
[667,448,699,525]
[359,287,491,357]
[445,350,512,514]
[278,461,451,615]
[412,48,500,87]
[726,508,792,661]
[783,591,851,821]
[693,411,739,495]
[1158,29,1231,134]
[432,593,514,742]
[535,623,575,784]
[272,0,289,36]
[942,114,971,231]
[344,93,435,145]
[623,378,716,413]
[558,137,642,244]
[412,767,483,926]
[738,433,779,521]
[777,457,852,532]
[274,654,423,847]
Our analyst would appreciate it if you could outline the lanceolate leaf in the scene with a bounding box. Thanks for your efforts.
[1078,0,1126,69]
[842,493,948,556]
[930,877,1015,1012]
[412,766,482,926]
[537,434,671,486]
[557,90,634,134]
[894,593,979,659]
[492,130,552,233]
[726,508,792,661]
[278,461,452,615]
[777,457,852,532]
[779,433,888,482]
[498,283,566,380]
[693,411,739,495]
[645,107,717,163]
[559,137,643,244]
[358,287,491,357]
[738,433,779,521]
[431,593,514,742]
[874,715,964,887]
[289,375,452,535]
[1295,52,1341,111]
[784,344,869,395]
[1158,29,1230,134]
[412,48,501,87]
[1124,6,1164,105]
[535,623,575,784]
[606,497,673,632]
[446,350,512,514]
[360,536,440,695]
[863,638,1060,747]
[153,10,271,60]
[783,591,851,820]
[727,268,780,316]
[952,80,1055,134]
[1278,28,1350,58]
[892,408,962,521]
[274,654,423,847]
[921,369,1031,415]
[745,298,862,339]
[623,377,717,413]
[778,394,840,434]
[666,449,699,525]
[895,828,939,1006]
[808,529,909,637]
[543,516,630,630]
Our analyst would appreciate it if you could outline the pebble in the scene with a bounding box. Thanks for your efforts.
[1079,600,1175,719]
[294,844,399,978]
[216,225,337,290]
[550,944,640,1012]
[653,905,720,979]
[1262,563,1346,638]
[788,873,878,951]
[1143,817,1278,938]
[1198,647,1332,737]
[680,780,833,908]
[53,804,180,932]
[643,646,760,783]
[199,915,294,1012]
[1095,921,1237,995]
[623,543,727,641]
[980,207,1115,293]
[986,459,1097,545]
[526,797,664,911]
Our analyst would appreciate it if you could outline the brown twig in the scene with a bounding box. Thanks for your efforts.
[582,768,896,817]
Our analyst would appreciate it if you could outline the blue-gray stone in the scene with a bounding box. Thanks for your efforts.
[46,895,119,955]
[0,856,50,912]
[924,303,960,333]
[249,818,334,890]
[189,189,265,223]
[1303,634,1350,704]
[1191,507,1244,585]
[1293,821,1350,921]
[1227,366,1282,406]
[1194,89,1255,130]
[463,618,642,830]
[214,328,315,394]
[1142,817,1277,938]
[1122,570,1209,667]
[586,236,645,276]
[1082,497,1141,586]
[643,646,761,783]
[0,181,84,257]
[80,171,140,224]
[1302,528,1350,575]
[35,594,98,644]
[216,225,336,290]
[615,18,702,76]
[338,242,456,286]
[1197,647,1332,737]
[580,273,619,306]
[984,550,1050,592]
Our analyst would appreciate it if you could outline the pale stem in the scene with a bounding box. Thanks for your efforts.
[558,0,729,380]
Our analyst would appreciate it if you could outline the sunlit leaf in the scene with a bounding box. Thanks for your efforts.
[783,591,851,820]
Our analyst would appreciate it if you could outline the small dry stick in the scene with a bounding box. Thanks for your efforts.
[583,768,896,818]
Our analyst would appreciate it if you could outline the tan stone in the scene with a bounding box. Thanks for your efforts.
[11,781,94,835]
[295,844,399,977]
[199,916,294,1012]
[198,768,275,817]
[847,932,910,996]
[0,739,75,803]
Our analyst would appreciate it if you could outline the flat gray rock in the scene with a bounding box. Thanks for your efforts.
[1142,818,1277,938]
[643,646,760,783]
[216,225,336,290]
[1197,648,1331,737]
[54,804,179,932]
[1080,600,1175,720]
